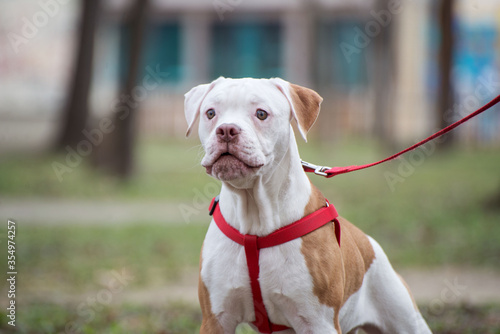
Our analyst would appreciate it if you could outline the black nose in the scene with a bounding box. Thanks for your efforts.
[216,123,241,143]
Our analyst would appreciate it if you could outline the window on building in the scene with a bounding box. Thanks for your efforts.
[119,22,181,84]
[317,20,370,90]
[211,22,282,79]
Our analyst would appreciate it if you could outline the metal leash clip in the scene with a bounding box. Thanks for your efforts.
[301,160,331,177]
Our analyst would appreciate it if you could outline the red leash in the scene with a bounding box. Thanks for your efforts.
[303,94,500,178]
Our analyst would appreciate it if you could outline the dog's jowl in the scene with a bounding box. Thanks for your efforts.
[185,77,432,334]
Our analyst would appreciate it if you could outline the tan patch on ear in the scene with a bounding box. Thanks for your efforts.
[301,184,375,331]
[199,248,223,333]
[289,83,322,135]
[397,273,419,311]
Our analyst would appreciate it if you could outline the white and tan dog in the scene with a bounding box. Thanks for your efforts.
[185,77,431,334]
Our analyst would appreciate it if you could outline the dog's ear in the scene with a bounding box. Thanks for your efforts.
[184,77,224,137]
[271,78,323,141]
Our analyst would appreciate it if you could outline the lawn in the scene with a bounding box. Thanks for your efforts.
[1,301,499,333]
[0,138,499,333]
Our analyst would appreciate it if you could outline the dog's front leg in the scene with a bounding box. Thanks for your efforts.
[199,274,224,334]
[200,318,223,334]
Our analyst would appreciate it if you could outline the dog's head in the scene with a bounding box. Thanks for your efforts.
[184,77,322,186]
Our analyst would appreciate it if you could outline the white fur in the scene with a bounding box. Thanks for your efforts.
[339,237,432,333]
[188,78,432,334]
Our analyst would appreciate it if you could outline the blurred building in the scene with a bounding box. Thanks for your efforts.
[1,0,499,153]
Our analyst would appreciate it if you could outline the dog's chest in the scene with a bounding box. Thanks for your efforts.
[200,221,333,326]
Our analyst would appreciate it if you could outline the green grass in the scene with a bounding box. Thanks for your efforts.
[0,224,207,293]
[0,302,204,334]
[0,138,210,200]
[420,303,500,334]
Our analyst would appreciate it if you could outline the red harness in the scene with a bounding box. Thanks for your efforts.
[208,196,341,333]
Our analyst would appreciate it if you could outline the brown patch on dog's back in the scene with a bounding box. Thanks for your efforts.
[301,183,376,330]
[337,217,376,298]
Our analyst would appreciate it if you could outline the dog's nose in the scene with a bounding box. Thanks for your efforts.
[216,123,241,142]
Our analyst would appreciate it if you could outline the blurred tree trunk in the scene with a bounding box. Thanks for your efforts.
[486,186,500,210]
[55,0,99,150]
[94,0,149,179]
[372,0,395,147]
[436,0,455,149]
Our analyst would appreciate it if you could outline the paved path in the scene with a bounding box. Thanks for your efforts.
[399,267,500,305]
[0,197,209,225]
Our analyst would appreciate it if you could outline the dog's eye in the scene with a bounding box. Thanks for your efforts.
[206,109,216,120]
[256,109,268,120]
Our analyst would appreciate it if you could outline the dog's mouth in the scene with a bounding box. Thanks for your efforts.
[204,151,263,180]
[213,151,261,168]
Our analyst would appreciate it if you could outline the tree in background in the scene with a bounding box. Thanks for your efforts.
[55,0,100,150]
[486,186,500,210]
[436,0,455,148]
[93,0,150,179]
[372,0,395,147]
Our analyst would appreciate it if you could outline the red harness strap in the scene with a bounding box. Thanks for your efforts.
[208,196,340,333]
